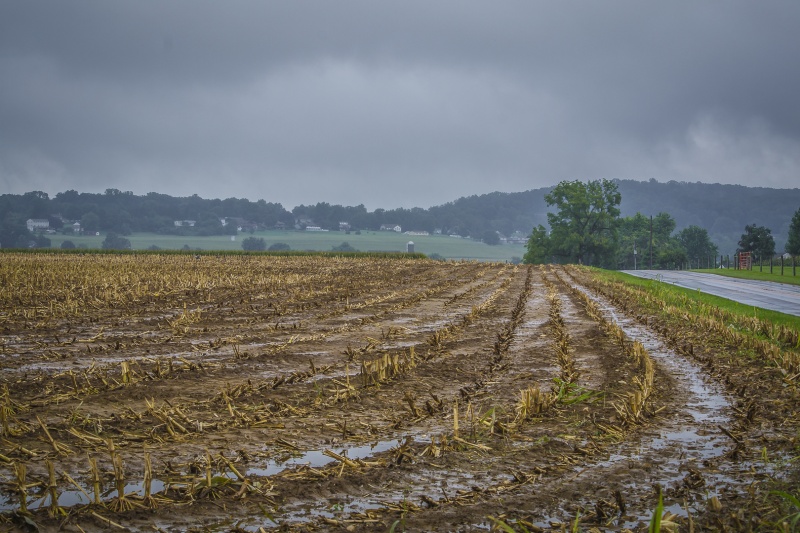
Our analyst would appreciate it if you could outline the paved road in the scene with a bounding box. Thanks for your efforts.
[621,270,800,317]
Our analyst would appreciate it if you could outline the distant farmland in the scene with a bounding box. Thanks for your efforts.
[46,230,527,262]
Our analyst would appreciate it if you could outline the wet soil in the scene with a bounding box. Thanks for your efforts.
[0,255,797,532]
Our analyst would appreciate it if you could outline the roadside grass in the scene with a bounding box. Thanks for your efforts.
[45,230,525,262]
[692,267,800,287]
[595,269,800,330]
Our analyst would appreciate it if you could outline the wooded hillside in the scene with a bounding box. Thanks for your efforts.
[2,180,798,255]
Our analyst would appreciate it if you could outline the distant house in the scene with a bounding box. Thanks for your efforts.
[173,220,196,227]
[305,226,328,232]
[380,224,402,233]
[223,217,254,232]
[404,231,429,236]
[26,219,49,232]
[339,222,351,231]
[295,217,314,230]
[507,231,528,244]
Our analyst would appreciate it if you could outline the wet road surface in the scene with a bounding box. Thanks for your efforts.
[621,270,800,317]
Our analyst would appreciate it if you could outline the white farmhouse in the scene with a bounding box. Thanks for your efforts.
[26,219,50,232]
[380,224,402,233]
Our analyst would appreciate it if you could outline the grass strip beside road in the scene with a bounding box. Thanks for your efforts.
[596,269,799,330]
[692,268,800,287]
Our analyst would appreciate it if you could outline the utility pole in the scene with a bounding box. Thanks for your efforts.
[633,241,637,270]
[649,215,653,269]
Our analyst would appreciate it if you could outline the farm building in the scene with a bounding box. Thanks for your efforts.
[26,219,49,232]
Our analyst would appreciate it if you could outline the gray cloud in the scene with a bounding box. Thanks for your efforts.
[2,1,799,209]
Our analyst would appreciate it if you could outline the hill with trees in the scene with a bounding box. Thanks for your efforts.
[1,180,799,256]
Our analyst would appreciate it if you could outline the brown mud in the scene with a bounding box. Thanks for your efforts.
[0,254,797,532]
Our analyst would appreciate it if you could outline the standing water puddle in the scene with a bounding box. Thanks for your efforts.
[246,438,401,477]
[0,440,400,514]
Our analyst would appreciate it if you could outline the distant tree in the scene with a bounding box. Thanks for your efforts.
[0,213,32,248]
[481,230,500,245]
[522,225,550,264]
[677,226,718,264]
[147,245,162,251]
[332,242,357,252]
[47,215,64,231]
[60,240,76,249]
[616,212,678,269]
[32,234,51,248]
[194,212,224,236]
[737,224,775,259]
[268,242,290,251]
[81,212,100,233]
[787,207,800,256]
[656,243,688,270]
[427,253,446,261]
[102,232,131,250]
[543,179,621,266]
[104,208,132,235]
[617,213,649,268]
[241,237,266,251]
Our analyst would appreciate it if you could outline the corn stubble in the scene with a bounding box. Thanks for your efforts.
[0,255,795,530]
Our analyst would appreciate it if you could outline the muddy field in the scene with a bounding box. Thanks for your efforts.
[0,254,798,532]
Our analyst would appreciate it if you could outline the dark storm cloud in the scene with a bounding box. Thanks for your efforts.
[2,1,799,208]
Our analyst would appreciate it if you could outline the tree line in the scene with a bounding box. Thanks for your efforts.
[2,182,799,260]
[0,188,541,249]
[523,179,800,268]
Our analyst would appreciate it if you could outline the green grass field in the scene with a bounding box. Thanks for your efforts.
[599,269,800,328]
[47,230,526,262]
[693,266,800,286]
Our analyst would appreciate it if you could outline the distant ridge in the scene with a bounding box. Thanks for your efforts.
[2,180,798,255]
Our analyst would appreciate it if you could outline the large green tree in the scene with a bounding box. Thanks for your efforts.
[737,224,775,259]
[542,179,621,266]
[787,207,800,256]
[616,212,677,269]
[522,225,550,264]
[677,225,718,264]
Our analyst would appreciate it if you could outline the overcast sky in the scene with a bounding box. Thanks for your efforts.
[2,2,799,209]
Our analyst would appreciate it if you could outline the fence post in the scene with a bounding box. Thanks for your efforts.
[770,256,773,274]
[781,255,784,276]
